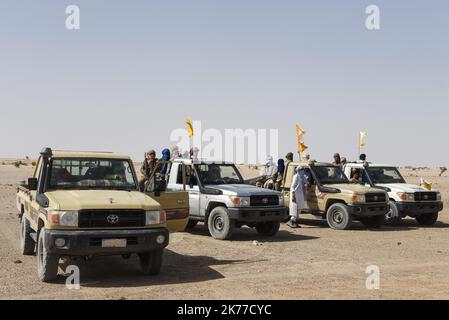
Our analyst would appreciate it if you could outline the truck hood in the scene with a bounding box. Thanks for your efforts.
[324,184,386,194]
[375,183,438,193]
[45,190,160,211]
[206,184,281,196]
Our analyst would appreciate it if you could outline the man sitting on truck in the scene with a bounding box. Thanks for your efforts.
[350,169,362,184]
[139,150,158,191]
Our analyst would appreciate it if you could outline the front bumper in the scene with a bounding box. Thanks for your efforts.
[347,203,390,217]
[396,201,443,216]
[43,228,169,256]
[227,206,289,222]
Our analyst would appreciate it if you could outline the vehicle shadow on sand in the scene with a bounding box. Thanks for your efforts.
[56,250,249,288]
[296,217,423,232]
[185,224,319,242]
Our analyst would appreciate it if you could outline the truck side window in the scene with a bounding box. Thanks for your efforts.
[177,165,197,186]
[361,170,370,185]
[303,168,315,185]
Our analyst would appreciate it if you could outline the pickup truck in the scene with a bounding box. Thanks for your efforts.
[16,148,189,282]
[150,158,288,240]
[279,161,390,230]
[344,162,443,225]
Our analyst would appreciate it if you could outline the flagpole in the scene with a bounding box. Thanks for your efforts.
[358,132,361,159]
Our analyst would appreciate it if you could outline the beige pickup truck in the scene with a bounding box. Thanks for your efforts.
[279,161,390,230]
[16,148,189,282]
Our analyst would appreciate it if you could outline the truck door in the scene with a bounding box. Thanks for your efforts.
[181,165,201,217]
[145,161,189,233]
[281,164,296,206]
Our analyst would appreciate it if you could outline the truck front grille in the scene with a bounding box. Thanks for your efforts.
[78,209,145,228]
[414,192,437,201]
[365,193,386,203]
[250,195,279,207]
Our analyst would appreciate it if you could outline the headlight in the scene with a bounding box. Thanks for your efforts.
[279,195,284,205]
[48,210,78,227]
[351,194,365,203]
[397,192,415,201]
[145,210,165,225]
[229,196,250,207]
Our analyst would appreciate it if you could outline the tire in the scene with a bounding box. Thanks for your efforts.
[385,201,402,225]
[360,215,385,228]
[255,221,280,236]
[139,249,163,275]
[20,216,35,255]
[326,203,352,230]
[185,219,198,230]
[207,207,235,240]
[415,212,439,226]
[37,229,59,282]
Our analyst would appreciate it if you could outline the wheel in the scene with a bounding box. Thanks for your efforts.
[385,201,402,225]
[37,229,59,282]
[20,216,35,255]
[139,249,163,275]
[326,203,352,230]
[360,215,385,228]
[207,207,235,240]
[255,221,280,236]
[185,219,198,230]
[415,212,439,226]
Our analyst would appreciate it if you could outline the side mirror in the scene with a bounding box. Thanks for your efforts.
[153,180,161,197]
[28,178,38,191]
[189,175,196,189]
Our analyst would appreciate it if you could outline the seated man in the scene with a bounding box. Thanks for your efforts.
[350,169,362,184]
[51,168,76,184]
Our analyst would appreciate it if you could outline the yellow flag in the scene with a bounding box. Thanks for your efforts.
[359,131,367,148]
[186,117,194,137]
[296,124,306,153]
[296,124,305,138]
[299,142,308,153]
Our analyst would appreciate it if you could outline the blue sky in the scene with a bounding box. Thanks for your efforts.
[0,1,448,166]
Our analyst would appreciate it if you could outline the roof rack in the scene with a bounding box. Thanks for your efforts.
[52,150,114,154]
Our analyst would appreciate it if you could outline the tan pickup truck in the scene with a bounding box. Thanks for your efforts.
[16,148,189,282]
[279,161,390,230]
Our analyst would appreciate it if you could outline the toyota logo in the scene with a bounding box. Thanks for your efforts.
[107,214,119,224]
[262,198,269,204]
[424,195,429,200]
[374,196,378,201]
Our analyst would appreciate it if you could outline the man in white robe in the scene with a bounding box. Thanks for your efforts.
[287,167,309,228]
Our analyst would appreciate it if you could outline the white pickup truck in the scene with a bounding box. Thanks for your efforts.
[344,163,443,225]
[156,158,288,240]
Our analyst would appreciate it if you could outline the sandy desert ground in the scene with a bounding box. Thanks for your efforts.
[1,159,448,300]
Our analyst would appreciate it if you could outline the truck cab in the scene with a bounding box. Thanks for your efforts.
[280,161,390,230]
[344,163,443,225]
[164,158,288,240]
[16,148,187,282]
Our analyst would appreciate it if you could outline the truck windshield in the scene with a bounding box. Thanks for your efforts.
[313,166,349,184]
[195,164,244,185]
[48,158,137,190]
[366,167,406,184]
